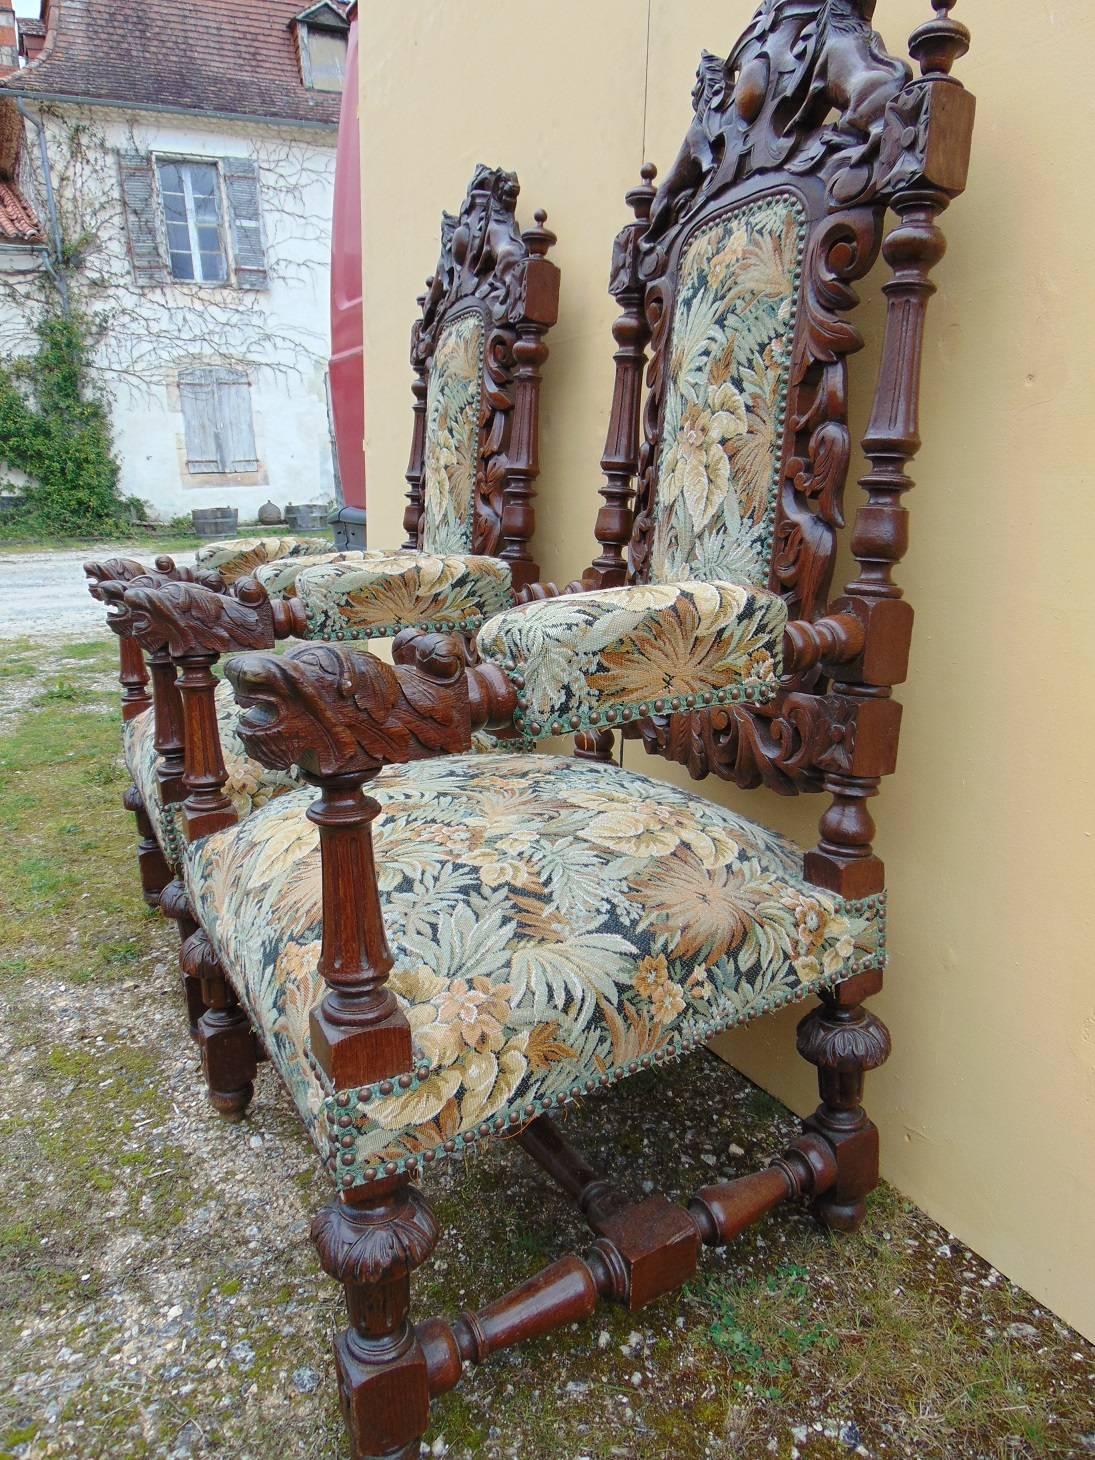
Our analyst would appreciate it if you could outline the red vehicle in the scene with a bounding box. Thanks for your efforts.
[328,2,366,548]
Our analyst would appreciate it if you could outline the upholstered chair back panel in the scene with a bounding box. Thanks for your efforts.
[649,194,806,589]
[420,309,486,555]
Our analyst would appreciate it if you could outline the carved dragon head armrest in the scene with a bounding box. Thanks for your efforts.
[117,577,303,660]
[84,557,149,602]
[226,636,472,781]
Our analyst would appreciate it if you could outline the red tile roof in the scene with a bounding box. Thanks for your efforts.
[2,0,348,127]
[0,176,41,242]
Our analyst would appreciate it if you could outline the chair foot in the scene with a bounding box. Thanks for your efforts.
[123,785,171,907]
[198,1006,256,1120]
[796,991,891,1232]
[181,930,257,1120]
[312,1179,438,1460]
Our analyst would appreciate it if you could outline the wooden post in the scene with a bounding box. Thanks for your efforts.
[498,210,559,590]
[306,770,412,1087]
[584,164,657,590]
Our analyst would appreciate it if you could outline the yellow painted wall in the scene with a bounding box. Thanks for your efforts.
[360,2,1095,1339]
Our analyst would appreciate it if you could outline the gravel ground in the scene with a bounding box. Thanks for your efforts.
[1,633,1093,1460]
[0,548,122,640]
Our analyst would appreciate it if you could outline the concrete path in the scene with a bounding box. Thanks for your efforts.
[0,545,139,639]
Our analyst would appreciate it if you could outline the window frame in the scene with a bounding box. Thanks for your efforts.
[154,155,231,287]
[298,19,348,92]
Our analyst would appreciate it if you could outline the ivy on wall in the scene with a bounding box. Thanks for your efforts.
[0,312,135,535]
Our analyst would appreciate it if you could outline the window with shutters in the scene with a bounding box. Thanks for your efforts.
[119,151,268,290]
[178,367,260,475]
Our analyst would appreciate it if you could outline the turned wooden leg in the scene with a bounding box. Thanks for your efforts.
[159,879,205,1039]
[796,988,891,1233]
[181,930,256,1120]
[312,1178,439,1460]
[122,785,171,907]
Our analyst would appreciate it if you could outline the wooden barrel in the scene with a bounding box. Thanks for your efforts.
[191,507,238,540]
[285,503,326,532]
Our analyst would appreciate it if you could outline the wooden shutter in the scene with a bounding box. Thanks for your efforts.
[118,152,167,287]
[215,372,260,471]
[179,367,259,473]
[179,369,221,472]
[221,158,268,290]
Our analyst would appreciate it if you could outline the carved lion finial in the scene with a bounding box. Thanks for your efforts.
[121,579,275,660]
[84,558,148,602]
[227,638,472,779]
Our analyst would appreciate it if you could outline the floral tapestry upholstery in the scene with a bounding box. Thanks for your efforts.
[475,579,785,734]
[122,704,180,860]
[649,194,806,587]
[294,551,512,640]
[193,536,335,585]
[183,752,885,1187]
[251,550,380,599]
[125,681,301,865]
[420,310,485,556]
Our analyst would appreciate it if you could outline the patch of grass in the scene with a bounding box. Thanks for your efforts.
[0,640,159,984]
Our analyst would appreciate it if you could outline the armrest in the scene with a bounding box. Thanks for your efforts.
[193,534,335,584]
[224,636,474,1088]
[293,552,513,639]
[476,579,785,737]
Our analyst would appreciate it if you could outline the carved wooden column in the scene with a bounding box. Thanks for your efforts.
[796,996,891,1231]
[573,729,616,764]
[306,770,412,1087]
[498,211,559,590]
[584,163,657,591]
[402,322,429,549]
[313,1178,439,1460]
[175,651,237,840]
[797,3,973,1231]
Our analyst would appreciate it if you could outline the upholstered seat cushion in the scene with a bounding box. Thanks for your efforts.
[183,753,885,1189]
[295,552,513,639]
[124,680,300,864]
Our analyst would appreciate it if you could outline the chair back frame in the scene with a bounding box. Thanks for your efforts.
[584,0,974,899]
[401,165,560,589]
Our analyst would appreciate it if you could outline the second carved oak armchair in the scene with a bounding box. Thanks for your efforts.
[109,4,974,1456]
[87,164,560,899]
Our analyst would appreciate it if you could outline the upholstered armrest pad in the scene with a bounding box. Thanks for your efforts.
[194,535,335,583]
[252,550,372,600]
[293,551,513,639]
[476,580,785,734]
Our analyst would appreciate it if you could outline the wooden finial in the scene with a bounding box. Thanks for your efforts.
[910,0,969,78]
[627,162,657,223]
[522,207,556,257]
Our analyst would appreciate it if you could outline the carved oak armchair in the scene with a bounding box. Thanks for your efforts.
[87,164,560,907]
[117,6,973,1456]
